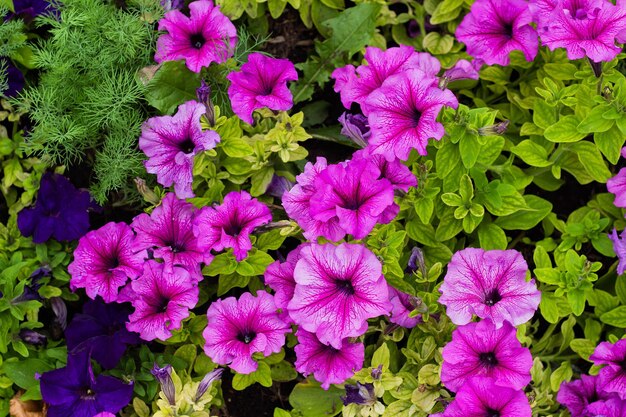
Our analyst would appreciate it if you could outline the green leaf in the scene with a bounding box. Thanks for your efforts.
[544,115,586,143]
[271,360,298,382]
[616,276,626,305]
[220,137,253,158]
[594,125,625,165]
[435,208,464,241]
[203,253,237,276]
[422,32,454,55]
[578,105,614,134]
[372,343,390,370]
[289,381,343,417]
[550,361,573,392]
[2,359,53,390]
[570,339,596,360]
[600,306,626,327]
[533,100,557,130]
[477,222,508,250]
[217,273,250,296]
[495,195,552,230]
[511,140,552,167]
[145,61,201,114]
[569,141,612,183]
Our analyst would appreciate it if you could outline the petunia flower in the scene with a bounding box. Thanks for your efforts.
[438,248,541,328]
[442,59,482,84]
[39,350,134,417]
[131,193,209,276]
[352,148,418,192]
[69,222,143,303]
[331,46,441,110]
[310,158,396,240]
[282,157,345,241]
[609,228,626,275]
[287,243,392,349]
[537,0,626,63]
[126,261,199,341]
[226,52,298,124]
[203,290,291,374]
[1,59,25,98]
[339,112,371,148]
[65,299,140,369]
[589,339,626,399]
[264,245,305,312]
[139,101,220,199]
[441,320,532,392]
[9,0,51,21]
[155,0,237,73]
[152,364,176,405]
[586,397,626,417]
[17,172,96,243]
[388,286,421,328]
[456,0,538,66]
[193,190,272,261]
[363,69,458,161]
[443,377,532,417]
[294,329,365,390]
[608,168,626,208]
[557,374,618,417]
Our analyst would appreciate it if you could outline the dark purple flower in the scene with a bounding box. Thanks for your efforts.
[65,299,140,369]
[12,267,48,303]
[39,350,134,417]
[339,112,370,148]
[160,0,184,11]
[8,0,51,21]
[196,368,223,401]
[17,173,96,243]
[19,329,47,346]
[342,382,376,406]
[196,79,215,125]
[50,297,67,331]
[267,175,294,199]
[407,20,420,38]
[1,59,25,98]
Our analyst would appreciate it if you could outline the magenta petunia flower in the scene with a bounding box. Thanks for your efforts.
[264,245,305,313]
[363,69,458,161]
[155,0,237,73]
[193,190,272,261]
[586,397,626,417]
[310,158,396,240]
[294,329,365,390]
[69,222,142,303]
[441,320,532,392]
[352,148,417,192]
[331,46,441,110]
[203,290,291,374]
[287,243,392,349]
[443,377,532,417]
[537,0,626,62]
[226,53,298,124]
[139,101,220,199]
[282,157,345,242]
[388,286,420,328]
[455,0,538,66]
[557,374,618,417]
[590,339,626,399]
[438,248,541,328]
[131,193,209,276]
[608,168,626,208]
[609,228,626,275]
[126,261,199,341]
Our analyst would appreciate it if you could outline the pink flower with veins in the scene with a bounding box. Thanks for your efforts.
[443,377,532,417]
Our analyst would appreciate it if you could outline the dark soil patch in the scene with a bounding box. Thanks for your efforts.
[262,9,317,64]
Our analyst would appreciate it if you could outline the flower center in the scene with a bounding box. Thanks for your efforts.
[179,138,195,154]
[620,358,626,371]
[501,22,513,39]
[485,408,500,417]
[157,296,170,312]
[484,288,502,306]
[190,33,206,49]
[80,388,96,400]
[336,279,355,295]
[412,109,422,127]
[479,351,498,367]
[224,222,243,237]
[237,331,256,344]
[108,256,120,270]
[166,241,185,253]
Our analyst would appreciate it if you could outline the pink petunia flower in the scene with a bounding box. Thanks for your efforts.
[282,157,345,242]
[69,222,143,303]
[193,191,272,261]
[438,248,541,328]
[441,320,532,392]
[331,46,441,110]
[294,329,365,390]
[352,148,418,192]
[443,377,532,417]
[139,101,220,199]
[264,245,305,312]
[537,0,626,62]
[557,375,619,417]
[226,53,298,124]
[590,339,626,399]
[609,228,626,275]
[586,397,626,417]
[155,0,237,73]
[126,261,199,341]
[608,168,626,208]
[131,193,209,275]
[388,286,421,328]
[287,243,392,349]
[310,158,396,240]
[455,0,539,66]
[363,69,458,161]
[203,291,291,374]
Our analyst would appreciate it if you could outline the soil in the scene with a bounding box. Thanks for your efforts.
[261,9,317,64]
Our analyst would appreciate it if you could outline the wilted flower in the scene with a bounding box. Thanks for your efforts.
[590,339,626,399]
[339,113,370,148]
[443,377,531,417]
[19,329,47,346]
[477,120,510,136]
[196,368,223,401]
[342,382,377,405]
[196,79,216,126]
[266,175,295,199]
[152,364,176,405]
[442,59,481,84]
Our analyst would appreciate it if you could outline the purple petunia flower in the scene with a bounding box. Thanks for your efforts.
[69,222,143,303]
[442,59,482,84]
[557,374,618,417]
[343,382,377,406]
[590,339,626,399]
[131,193,209,276]
[536,0,626,63]
[331,46,441,110]
[139,101,220,199]
[388,286,421,328]
[294,329,365,390]
[17,173,96,244]
[282,157,345,241]
[155,0,237,73]
[339,112,370,148]
[352,148,418,192]
[441,320,532,392]
[39,350,134,417]
[9,0,51,21]
[226,53,298,125]
[443,377,532,417]
[586,397,626,417]
[1,59,25,98]
[264,245,304,313]
[65,299,140,369]
[363,69,458,161]
[267,175,294,199]
[608,168,626,208]
[193,190,272,261]
[310,158,396,240]
[609,228,626,275]
[438,248,541,328]
[287,243,392,349]
[152,363,176,405]
[126,261,199,341]
[456,0,538,66]
[203,290,291,374]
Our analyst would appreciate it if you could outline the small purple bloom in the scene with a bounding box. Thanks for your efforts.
[40,350,134,417]
[443,377,531,417]
[196,79,215,125]
[557,374,618,417]
[443,59,481,83]
[267,175,295,199]
[227,53,298,124]
[152,364,176,405]
[406,246,426,275]
[339,113,370,148]
[388,286,421,328]
[19,329,47,346]
[17,173,95,243]
[608,168,626,208]
[609,228,626,275]
[342,382,376,406]
[196,368,223,401]
[590,339,626,399]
